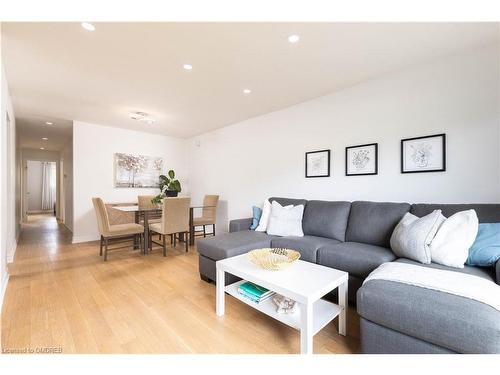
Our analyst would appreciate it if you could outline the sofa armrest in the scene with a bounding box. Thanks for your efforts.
[229,218,253,233]
[496,260,500,286]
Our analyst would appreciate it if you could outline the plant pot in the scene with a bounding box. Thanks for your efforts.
[165,190,179,197]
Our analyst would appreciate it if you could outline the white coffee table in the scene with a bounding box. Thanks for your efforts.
[215,253,349,354]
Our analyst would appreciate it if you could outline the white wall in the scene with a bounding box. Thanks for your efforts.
[61,135,74,232]
[0,28,17,311]
[72,121,188,243]
[188,46,500,231]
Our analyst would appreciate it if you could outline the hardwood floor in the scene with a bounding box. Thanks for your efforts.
[1,214,360,354]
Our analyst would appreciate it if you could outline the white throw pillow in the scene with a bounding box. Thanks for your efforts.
[430,209,479,268]
[266,201,305,237]
[255,200,292,232]
[254,200,272,232]
[390,210,444,264]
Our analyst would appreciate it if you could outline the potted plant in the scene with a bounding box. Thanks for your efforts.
[152,169,182,204]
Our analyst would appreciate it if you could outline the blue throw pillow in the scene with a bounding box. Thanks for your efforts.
[466,223,500,267]
[249,206,262,230]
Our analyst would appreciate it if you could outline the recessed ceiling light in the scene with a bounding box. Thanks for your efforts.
[183,64,193,71]
[40,147,45,150]
[288,34,300,43]
[42,137,48,141]
[81,22,95,31]
[45,121,53,125]
[243,89,252,94]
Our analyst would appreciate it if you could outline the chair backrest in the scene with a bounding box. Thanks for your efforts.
[92,197,111,235]
[202,195,219,223]
[138,195,157,210]
[162,197,191,234]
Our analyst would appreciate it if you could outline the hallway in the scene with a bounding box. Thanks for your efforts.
[1,214,360,354]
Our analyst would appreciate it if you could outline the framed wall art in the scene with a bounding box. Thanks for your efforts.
[305,149,330,178]
[114,153,164,187]
[345,143,378,176]
[401,134,446,173]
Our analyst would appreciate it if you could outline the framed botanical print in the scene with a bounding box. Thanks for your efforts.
[305,149,330,178]
[401,134,446,173]
[345,143,378,176]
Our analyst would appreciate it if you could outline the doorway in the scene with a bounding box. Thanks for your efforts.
[25,160,57,219]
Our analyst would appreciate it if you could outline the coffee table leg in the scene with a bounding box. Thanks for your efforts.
[338,279,348,336]
[216,267,225,316]
[300,302,313,354]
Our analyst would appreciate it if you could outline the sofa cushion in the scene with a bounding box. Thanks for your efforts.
[317,242,396,278]
[271,235,341,263]
[411,203,500,223]
[302,200,351,241]
[197,230,277,261]
[357,279,500,353]
[346,201,411,247]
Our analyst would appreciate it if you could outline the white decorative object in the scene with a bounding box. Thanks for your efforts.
[216,254,348,354]
[266,201,305,237]
[114,153,163,188]
[346,143,378,176]
[401,134,446,173]
[273,294,297,314]
[364,262,500,312]
[390,210,444,264]
[430,209,479,268]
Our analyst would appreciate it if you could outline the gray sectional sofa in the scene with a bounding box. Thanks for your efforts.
[197,197,500,354]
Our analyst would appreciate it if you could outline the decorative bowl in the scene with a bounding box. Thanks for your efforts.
[247,248,301,271]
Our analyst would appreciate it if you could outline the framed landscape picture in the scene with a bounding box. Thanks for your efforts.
[345,143,378,176]
[114,153,164,188]
[305,149,330,178]
[401,133,446,173]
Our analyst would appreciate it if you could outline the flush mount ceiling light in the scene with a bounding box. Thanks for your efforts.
[40,147,45,150]
[129,111,155,124]
[183,64,193,70]
[81,22,95,31]
[129,111,148,120]
[243,89,252,94]
[45,121,53,125]
[288,34,300,43]
[42,137,48,141]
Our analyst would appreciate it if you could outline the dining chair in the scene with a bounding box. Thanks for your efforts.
[138,195,162,224]
[149,197,191,256]
[92,197,145,261]
[192,195,219,238]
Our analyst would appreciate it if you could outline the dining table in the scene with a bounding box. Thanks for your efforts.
[113,203,216,254]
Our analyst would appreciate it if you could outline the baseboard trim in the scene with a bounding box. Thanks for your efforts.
[0,273,9,313]
[72,234,100,244]
[27,210,54,214]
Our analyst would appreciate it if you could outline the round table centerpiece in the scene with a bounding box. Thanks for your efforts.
[247,248,300,271]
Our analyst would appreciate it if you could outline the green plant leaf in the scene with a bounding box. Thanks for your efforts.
[170,180,181,192]
[168,169,175,179]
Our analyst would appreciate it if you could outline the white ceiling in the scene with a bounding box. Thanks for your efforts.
[15,115,72,151]
[2,22,499,144]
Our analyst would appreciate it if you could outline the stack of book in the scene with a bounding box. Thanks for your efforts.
[237,281,275,303]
